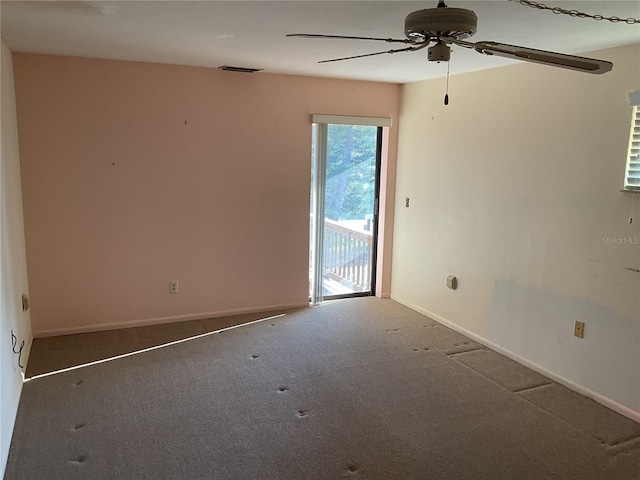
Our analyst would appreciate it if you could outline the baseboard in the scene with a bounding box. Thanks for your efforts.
[33,302,309,338]
[391,295,640,424]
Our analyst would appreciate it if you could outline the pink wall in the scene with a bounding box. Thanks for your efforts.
[13,54,400,336]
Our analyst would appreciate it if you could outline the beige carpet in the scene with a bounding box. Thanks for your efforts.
[5,297,640,479]
[25,309,289,378]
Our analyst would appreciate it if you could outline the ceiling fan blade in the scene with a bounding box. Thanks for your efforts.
[286,33,414,44]
[318,44,428,64]
[473,41,613,74]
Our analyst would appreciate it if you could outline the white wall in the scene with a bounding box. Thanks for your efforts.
[392,44,640,415]
[0,40,32,476]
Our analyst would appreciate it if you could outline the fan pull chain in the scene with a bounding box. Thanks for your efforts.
[444,61,450,106]
[509,0,640,24]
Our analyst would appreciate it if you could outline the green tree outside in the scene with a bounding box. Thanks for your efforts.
[324,124,377,221]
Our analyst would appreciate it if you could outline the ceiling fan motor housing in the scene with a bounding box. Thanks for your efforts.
[428,42,451,62]
[404,7,478,40]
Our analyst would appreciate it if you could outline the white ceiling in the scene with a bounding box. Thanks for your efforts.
[1,1,639,83]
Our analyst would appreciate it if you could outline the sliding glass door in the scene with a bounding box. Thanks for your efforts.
[310,121,382,304]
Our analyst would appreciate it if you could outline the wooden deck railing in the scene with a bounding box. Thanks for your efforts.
[323,219,373,292]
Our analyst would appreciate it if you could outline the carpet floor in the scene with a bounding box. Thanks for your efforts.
[5,297,640,479]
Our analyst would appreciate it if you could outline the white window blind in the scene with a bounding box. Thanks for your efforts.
[624,93,640,191]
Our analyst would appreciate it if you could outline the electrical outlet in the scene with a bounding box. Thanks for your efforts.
[169,281,179,294]
[574,321,585,339]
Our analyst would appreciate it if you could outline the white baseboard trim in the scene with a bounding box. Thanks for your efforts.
[391,295,640,424]
[33,302,310,338]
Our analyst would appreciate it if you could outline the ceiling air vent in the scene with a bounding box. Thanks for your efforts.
[219,65,263,73]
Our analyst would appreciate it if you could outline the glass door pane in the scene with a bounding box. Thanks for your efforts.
[310,124,381,303]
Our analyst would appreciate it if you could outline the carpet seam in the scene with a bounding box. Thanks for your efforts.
[513,382,554,394]
[445,347,487,357]
[606,434,640,451]
[450,355,627,449]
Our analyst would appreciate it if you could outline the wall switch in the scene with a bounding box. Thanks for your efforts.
[446,275,458,290]
[574,321,584,338]
[169,281,179,294]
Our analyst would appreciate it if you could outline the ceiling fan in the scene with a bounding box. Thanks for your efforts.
[287,1,613,75]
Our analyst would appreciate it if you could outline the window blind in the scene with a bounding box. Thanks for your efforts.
[624,106,640,191]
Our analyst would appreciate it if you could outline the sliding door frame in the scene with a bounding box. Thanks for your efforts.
[310,115,389,305]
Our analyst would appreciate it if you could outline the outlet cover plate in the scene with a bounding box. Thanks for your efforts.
[574,321,584,338]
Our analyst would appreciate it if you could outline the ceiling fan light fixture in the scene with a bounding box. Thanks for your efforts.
[428,41,451,62]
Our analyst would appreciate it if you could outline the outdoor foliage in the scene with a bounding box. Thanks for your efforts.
[324,125,377,221]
